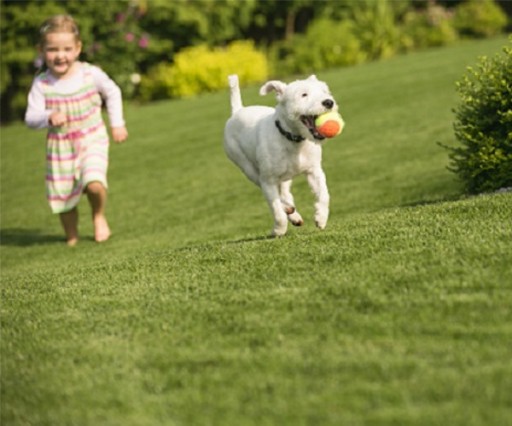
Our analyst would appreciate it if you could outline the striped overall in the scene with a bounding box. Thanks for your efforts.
[40,64,109,214]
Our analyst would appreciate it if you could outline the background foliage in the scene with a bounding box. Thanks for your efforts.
[1,0,510,121]
[454,0,509,37]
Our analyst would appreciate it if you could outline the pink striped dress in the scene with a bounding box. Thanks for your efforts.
[26,62,124,214]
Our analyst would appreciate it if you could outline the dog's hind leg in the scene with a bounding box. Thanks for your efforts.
[279,180,295,214]
[224,139,260,185]
[261,181,288,236]
[236,158,260,186]
[279,180,304,226]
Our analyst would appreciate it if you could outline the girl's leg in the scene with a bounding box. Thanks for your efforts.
[60,208,79,246]
[85,181,111,242]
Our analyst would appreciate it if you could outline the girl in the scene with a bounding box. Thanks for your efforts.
[25,15,128,246]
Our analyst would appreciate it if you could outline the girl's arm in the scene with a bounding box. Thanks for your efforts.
[25,81,52,129]
[91,65,128,142]
[91,65,126,129]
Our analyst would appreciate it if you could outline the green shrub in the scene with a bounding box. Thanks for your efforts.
[139,41,268,100]
[270,0,405,77]
[446,38,512,194]
[271,19,366,76]
[351,0,403,60]
[402,4,458,50]
[454,0,508,38]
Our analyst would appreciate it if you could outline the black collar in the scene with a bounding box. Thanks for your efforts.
[275,120,304,143]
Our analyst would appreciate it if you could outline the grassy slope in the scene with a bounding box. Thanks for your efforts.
[1,37,511,425]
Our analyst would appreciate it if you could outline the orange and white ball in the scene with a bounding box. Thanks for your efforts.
[315,112,345,138]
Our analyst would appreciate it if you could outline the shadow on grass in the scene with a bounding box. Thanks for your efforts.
[171,234,275,255]
[227,235,275,245]
[0,228,65,246]
[399,193,464,209]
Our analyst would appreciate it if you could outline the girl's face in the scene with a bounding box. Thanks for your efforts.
[40,32,82,78]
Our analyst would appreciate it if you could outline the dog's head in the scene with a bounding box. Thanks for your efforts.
[260,75,340,142]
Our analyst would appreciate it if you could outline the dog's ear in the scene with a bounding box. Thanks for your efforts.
[259,80,287,99]
[307,75,318,82]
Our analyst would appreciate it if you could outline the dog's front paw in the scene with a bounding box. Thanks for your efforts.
[314,203,329,230]
[271,223,288,237]
[314,212,328,230]
[315,220,327,230]
[271,230,286,238]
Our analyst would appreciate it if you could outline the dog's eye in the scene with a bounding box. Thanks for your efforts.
[301,93,308,97]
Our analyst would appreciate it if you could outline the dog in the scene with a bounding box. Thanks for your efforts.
[224,74,342,237]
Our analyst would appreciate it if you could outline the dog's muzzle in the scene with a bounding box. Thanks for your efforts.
[300,115,326,141]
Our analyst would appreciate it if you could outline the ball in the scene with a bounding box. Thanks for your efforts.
[315,112,344,138]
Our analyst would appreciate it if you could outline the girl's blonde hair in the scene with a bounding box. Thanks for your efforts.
[39,15,81,46]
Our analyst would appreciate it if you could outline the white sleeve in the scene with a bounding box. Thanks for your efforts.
[91,65,126,128]
[25,80,52,129]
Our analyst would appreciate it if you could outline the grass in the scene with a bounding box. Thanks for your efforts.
[1,36,512,425]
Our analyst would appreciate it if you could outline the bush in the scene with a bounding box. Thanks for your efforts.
[139,41,268,100]
[351,0,403,60]
[454,0,508,38]
[446,37,512,194]
[271,19,366,76]
[402,3,458,50]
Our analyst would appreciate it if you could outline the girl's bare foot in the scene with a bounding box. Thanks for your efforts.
[94,215,111,242]
[66,237,78,247]
[60,208,79,247]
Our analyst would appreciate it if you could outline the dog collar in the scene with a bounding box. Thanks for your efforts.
[275,120,305,143]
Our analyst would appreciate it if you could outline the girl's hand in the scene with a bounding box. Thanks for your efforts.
[49,110,67,127]
[112,126,128,143]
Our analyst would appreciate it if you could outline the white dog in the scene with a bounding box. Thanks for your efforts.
[224,74,342,237]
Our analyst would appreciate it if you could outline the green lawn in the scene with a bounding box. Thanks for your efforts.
[1,37,511,425]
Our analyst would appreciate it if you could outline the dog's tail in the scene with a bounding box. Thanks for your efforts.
[228,74,243,115]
